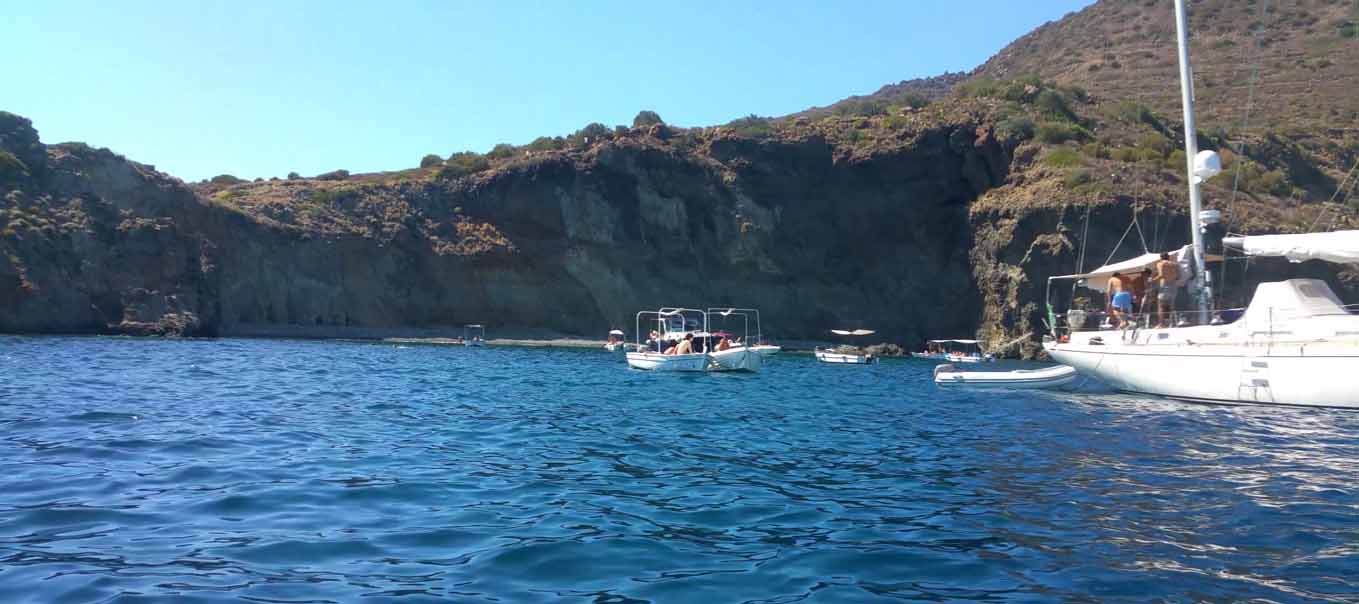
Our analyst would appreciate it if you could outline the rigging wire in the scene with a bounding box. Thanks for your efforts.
[1225,0,1269,223]
[1215,0,1269,309]
[1075,203,1092,274]
[1100,217,1140,269]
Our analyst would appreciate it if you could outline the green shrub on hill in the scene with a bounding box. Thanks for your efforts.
[726,115,774,138]
[1035,121,1088,144]
[1042,147,1084,168]
[1165,149,1187,171]
[439,152,491,179]
[315,170,349,181]
[209,174,246,185]
[633,110,663,128]
[486,144,517,160]
[834,99,888,118]
[996,115,1035,141]
[420,154,443,169]
[1136,132,1174,157]
[569,122,612,146]
[525,137,565,153]
[0,149,29,180]
[1035,89,1076,122]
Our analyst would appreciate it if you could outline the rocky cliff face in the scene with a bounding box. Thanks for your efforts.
[0,110,1014,344]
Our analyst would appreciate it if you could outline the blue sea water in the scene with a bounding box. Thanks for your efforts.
[1,337,1358,603]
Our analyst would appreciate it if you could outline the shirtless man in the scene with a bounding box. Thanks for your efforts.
[1107,272,1132,328]
[674,333,695,355]
[1153,252,1180,328]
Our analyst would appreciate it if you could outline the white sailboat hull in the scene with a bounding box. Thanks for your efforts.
[625,352,708,372]
[1045,326,1359,408]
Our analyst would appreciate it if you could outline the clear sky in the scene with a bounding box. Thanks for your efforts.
[4,0,1094,182]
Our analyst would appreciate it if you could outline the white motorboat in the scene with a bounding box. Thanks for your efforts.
[627,308,708,371]
[914,339,993,362]
[702,308,764,372]
[625,307,769,372]
[933,363,1078,390]
[709,308,779,358]
[752,344,782,356]
[815,329,879,364]
[464,324,485,347]
[709,345,764,371]
[1041,0,1359,408]
[624,351,709,371]
[604,329,626,353]
[814,348,877,364]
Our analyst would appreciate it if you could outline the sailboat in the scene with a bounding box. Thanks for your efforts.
[1041,0,1359,408]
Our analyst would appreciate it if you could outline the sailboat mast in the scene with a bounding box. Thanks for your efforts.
[1173,0,1213,320]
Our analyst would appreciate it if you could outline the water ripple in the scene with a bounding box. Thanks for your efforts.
[1,336,1358,602]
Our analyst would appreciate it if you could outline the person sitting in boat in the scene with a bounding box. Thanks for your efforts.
[1153,252,1180,328]
[715,335,732,352]
[1108,272,1133,328]
[667,333,694,355]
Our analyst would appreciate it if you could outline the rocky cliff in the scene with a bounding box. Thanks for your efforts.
[0,108,1014,343]
[3,0,1357,353]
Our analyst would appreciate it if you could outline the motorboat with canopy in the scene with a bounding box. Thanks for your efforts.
[704,308,764,372]
[815,329,878,364]
[912,339,995,363]
[1041,0,1359,407]
[625,307,765,372]
[626,308,710,371]
[604,329,626,353]
[710,307,780,356]
[463,324,485,347]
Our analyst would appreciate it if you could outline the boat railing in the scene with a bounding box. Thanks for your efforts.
[1049,306,1250,337]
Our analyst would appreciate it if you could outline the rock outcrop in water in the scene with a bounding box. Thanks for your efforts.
[3,0,1357,352]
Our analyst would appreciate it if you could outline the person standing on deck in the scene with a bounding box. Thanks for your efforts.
[1153,252,1181,328]
[1108,272,1132,328]
[1130,268,1151,326]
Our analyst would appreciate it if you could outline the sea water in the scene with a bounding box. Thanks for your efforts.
[1,336,1357,603]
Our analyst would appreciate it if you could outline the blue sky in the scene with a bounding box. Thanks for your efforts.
[3,1,1093,182]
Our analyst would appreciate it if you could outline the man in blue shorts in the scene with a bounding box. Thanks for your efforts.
[1108,272,1133,328]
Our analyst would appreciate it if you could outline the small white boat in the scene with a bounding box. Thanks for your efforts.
[604,329,626,353]
[752,344,782,356]
[625,351,709,371]
[627,308,713,372]
[917,339,994,363]
[814,348,877,364]
[933,363,1078,390]
[709,346,763,372]
[815,328,878,364]
[464,324,486,347]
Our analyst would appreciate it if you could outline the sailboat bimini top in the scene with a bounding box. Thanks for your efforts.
[1224,231,1359,265]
